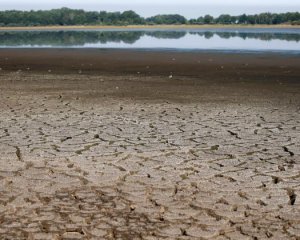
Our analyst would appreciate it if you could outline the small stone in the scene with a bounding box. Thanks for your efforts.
[287,190,297,205]
[278,165,285,171]
[67,163,74,168]
[180,228,188,236]
[257,199,267,206]
[130,205,136,211]
[160,206,165,214]
[211,145,219,151]
[272,176,281,184]
[266,231,273,238]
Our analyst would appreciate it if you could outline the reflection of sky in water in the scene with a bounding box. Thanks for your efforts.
[0,29,299,53]
[83,34,300,52]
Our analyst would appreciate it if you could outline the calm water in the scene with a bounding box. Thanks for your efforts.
[0,28,299,53]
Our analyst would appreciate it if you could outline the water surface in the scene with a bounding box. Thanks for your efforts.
[0,28,299,53]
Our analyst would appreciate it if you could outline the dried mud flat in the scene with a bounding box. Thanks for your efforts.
[0,51,300,239]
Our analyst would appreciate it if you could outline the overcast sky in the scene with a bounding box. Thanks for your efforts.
[1,0,299,18]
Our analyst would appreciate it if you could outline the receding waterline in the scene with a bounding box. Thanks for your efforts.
[0,28,299,53]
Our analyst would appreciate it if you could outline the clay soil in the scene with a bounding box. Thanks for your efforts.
[0,49,299,239]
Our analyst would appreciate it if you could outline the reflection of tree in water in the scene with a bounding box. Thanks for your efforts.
[0,31,145,46]
[187,31,213,39]
[97,32,144,44]
[0,30,299,46]
[190,31,300,42]
[146,31,186,39]
[204,32,214,39]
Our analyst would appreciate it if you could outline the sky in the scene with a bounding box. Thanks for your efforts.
[1,0,299,18]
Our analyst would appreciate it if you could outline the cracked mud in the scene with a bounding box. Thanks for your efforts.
[0,53,300,240]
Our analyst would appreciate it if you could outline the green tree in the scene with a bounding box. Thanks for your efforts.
[0,8,299,26]
[121,11,144,25]
[146,14,186,25]
[217,14,233,24]
[203,15,214,24]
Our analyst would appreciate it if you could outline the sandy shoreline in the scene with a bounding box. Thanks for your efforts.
[0,24,299,31]
[0,50,299,239]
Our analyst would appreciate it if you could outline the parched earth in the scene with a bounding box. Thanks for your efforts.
[0,70,299,240]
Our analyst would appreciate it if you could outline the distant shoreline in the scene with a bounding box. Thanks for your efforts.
[0,24,299,31]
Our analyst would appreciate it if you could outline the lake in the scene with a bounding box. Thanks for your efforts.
[0,28,299,53]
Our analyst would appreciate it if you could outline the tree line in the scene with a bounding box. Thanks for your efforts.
[0,8,299,27]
